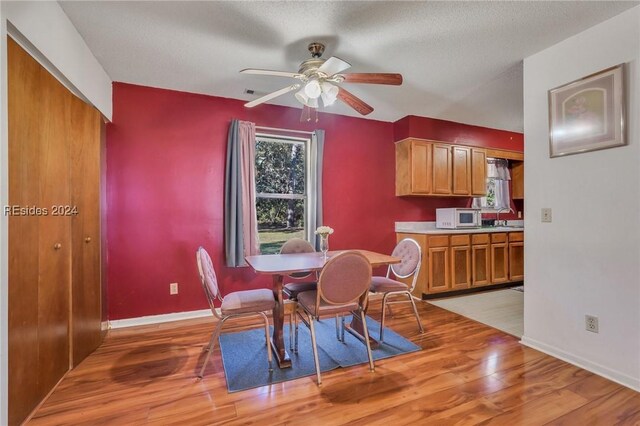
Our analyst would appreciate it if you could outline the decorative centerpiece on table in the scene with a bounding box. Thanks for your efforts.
[315,226,334,260]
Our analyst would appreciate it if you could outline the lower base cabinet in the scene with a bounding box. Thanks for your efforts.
[509,243,524,281]
[397,231,524,297]
[427,236,450,293]
[450,235,471,289]
[472,244,491,286]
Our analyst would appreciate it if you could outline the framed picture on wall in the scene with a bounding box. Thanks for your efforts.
[548,64,625,158]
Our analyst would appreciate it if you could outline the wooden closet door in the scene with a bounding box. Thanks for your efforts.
[8,37,72,425]
[8,37,44,426]
[70,95,103,366]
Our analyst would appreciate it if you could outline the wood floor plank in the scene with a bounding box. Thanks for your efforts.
[26,301,638,425]
[544,387,640,426]
[481,389,589,425]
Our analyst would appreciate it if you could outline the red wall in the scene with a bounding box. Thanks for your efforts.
[394,115,524,151]
[107,83,523,319]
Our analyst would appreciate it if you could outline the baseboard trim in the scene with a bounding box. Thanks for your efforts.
[520,335,640,392]
[109,309,213,329]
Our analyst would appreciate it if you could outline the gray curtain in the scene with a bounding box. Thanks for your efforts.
[224,119,258,267]
[306,130,325,250]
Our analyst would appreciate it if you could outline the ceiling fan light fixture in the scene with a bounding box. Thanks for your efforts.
[295,88,309,105]
[321,81,339,98]
[320,82,338,106]
[304,79,322,99]
[321,92,336,107]
[295,88,318,108]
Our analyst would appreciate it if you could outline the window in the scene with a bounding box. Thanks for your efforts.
[472,158,511,211]
[255,134,310,254]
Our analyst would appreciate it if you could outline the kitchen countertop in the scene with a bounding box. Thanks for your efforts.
[395,221,524,235]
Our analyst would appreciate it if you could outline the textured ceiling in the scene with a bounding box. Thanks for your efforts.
[60,1,637,132]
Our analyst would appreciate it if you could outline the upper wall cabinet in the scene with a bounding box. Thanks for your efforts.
[395,138,487,197]
[511,161,524,200]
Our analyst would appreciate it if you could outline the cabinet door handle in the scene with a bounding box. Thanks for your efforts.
[85,237,92,243]
[54,243,62,250]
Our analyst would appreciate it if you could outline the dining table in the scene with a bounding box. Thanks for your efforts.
[245,249,401,368]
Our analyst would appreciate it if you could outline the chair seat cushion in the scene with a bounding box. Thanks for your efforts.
[221,288,275,315]
[283,281,317,299]
[297,290,358,317]
[370,276,409,293]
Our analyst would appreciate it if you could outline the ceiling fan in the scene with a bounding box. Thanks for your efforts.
[240,42,403,119]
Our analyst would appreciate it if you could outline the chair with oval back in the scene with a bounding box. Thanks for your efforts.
[369,238,424,341]
[196,246,275,378]
[280,238,318,351]
[295,251,374,385]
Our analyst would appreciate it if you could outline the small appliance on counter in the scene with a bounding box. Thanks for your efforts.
[436,208,481,229]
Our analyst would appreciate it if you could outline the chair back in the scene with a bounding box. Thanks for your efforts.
[318,251,372,306]
[196,246,222,313]
[389,238,422,291]
[280,238,315,279]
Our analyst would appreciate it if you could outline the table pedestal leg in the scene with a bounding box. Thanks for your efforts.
[271,274,291,368]
[345,294,380,349]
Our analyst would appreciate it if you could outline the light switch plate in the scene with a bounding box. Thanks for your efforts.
[541,208,552,223]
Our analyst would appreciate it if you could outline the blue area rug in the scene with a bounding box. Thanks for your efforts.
[218,315,421,392]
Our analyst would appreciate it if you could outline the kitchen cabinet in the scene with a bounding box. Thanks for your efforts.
[396,229,524,298]
[471,148,488,196]
[432,144,452,195]
[450,235,471,289]
[452,146,471,195]
[508,232,524,281]
[471,234,491,286]
[490,233,509,284]
[427,236,450,292]
[396,138,488,197]
[512,161,524,200]
[395,139,432,195]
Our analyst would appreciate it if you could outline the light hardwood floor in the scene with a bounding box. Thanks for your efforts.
[29,300,639,425]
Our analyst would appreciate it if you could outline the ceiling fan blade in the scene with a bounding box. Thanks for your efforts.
[340,73,403,85]
[244,84,300,108]
[337,87,373,116]
[240,68,303,79]
[317,56,351,76]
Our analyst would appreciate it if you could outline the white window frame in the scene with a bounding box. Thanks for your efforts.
[255,133,312,245]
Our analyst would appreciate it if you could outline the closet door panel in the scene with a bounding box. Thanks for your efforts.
[8,37,45,426]
[70,96,103,366]
[36,44,73,399]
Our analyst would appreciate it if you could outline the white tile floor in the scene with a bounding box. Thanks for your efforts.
[428,288,524,337]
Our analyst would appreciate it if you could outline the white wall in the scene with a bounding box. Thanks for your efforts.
[0,2,112,423]
[522,6,640,391]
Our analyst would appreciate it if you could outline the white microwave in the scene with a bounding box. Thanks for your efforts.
[436,208,481,229]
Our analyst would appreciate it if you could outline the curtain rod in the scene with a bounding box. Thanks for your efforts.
[255,126,314,135]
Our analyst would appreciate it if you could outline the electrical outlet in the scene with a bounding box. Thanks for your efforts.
[585,315,599,333]
[170,282,179,295]
[541,208,552,223]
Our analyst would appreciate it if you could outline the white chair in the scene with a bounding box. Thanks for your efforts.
[196,246,275,378]
[369,238,424,341]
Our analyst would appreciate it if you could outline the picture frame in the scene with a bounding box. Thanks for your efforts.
[548,64,625,158]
